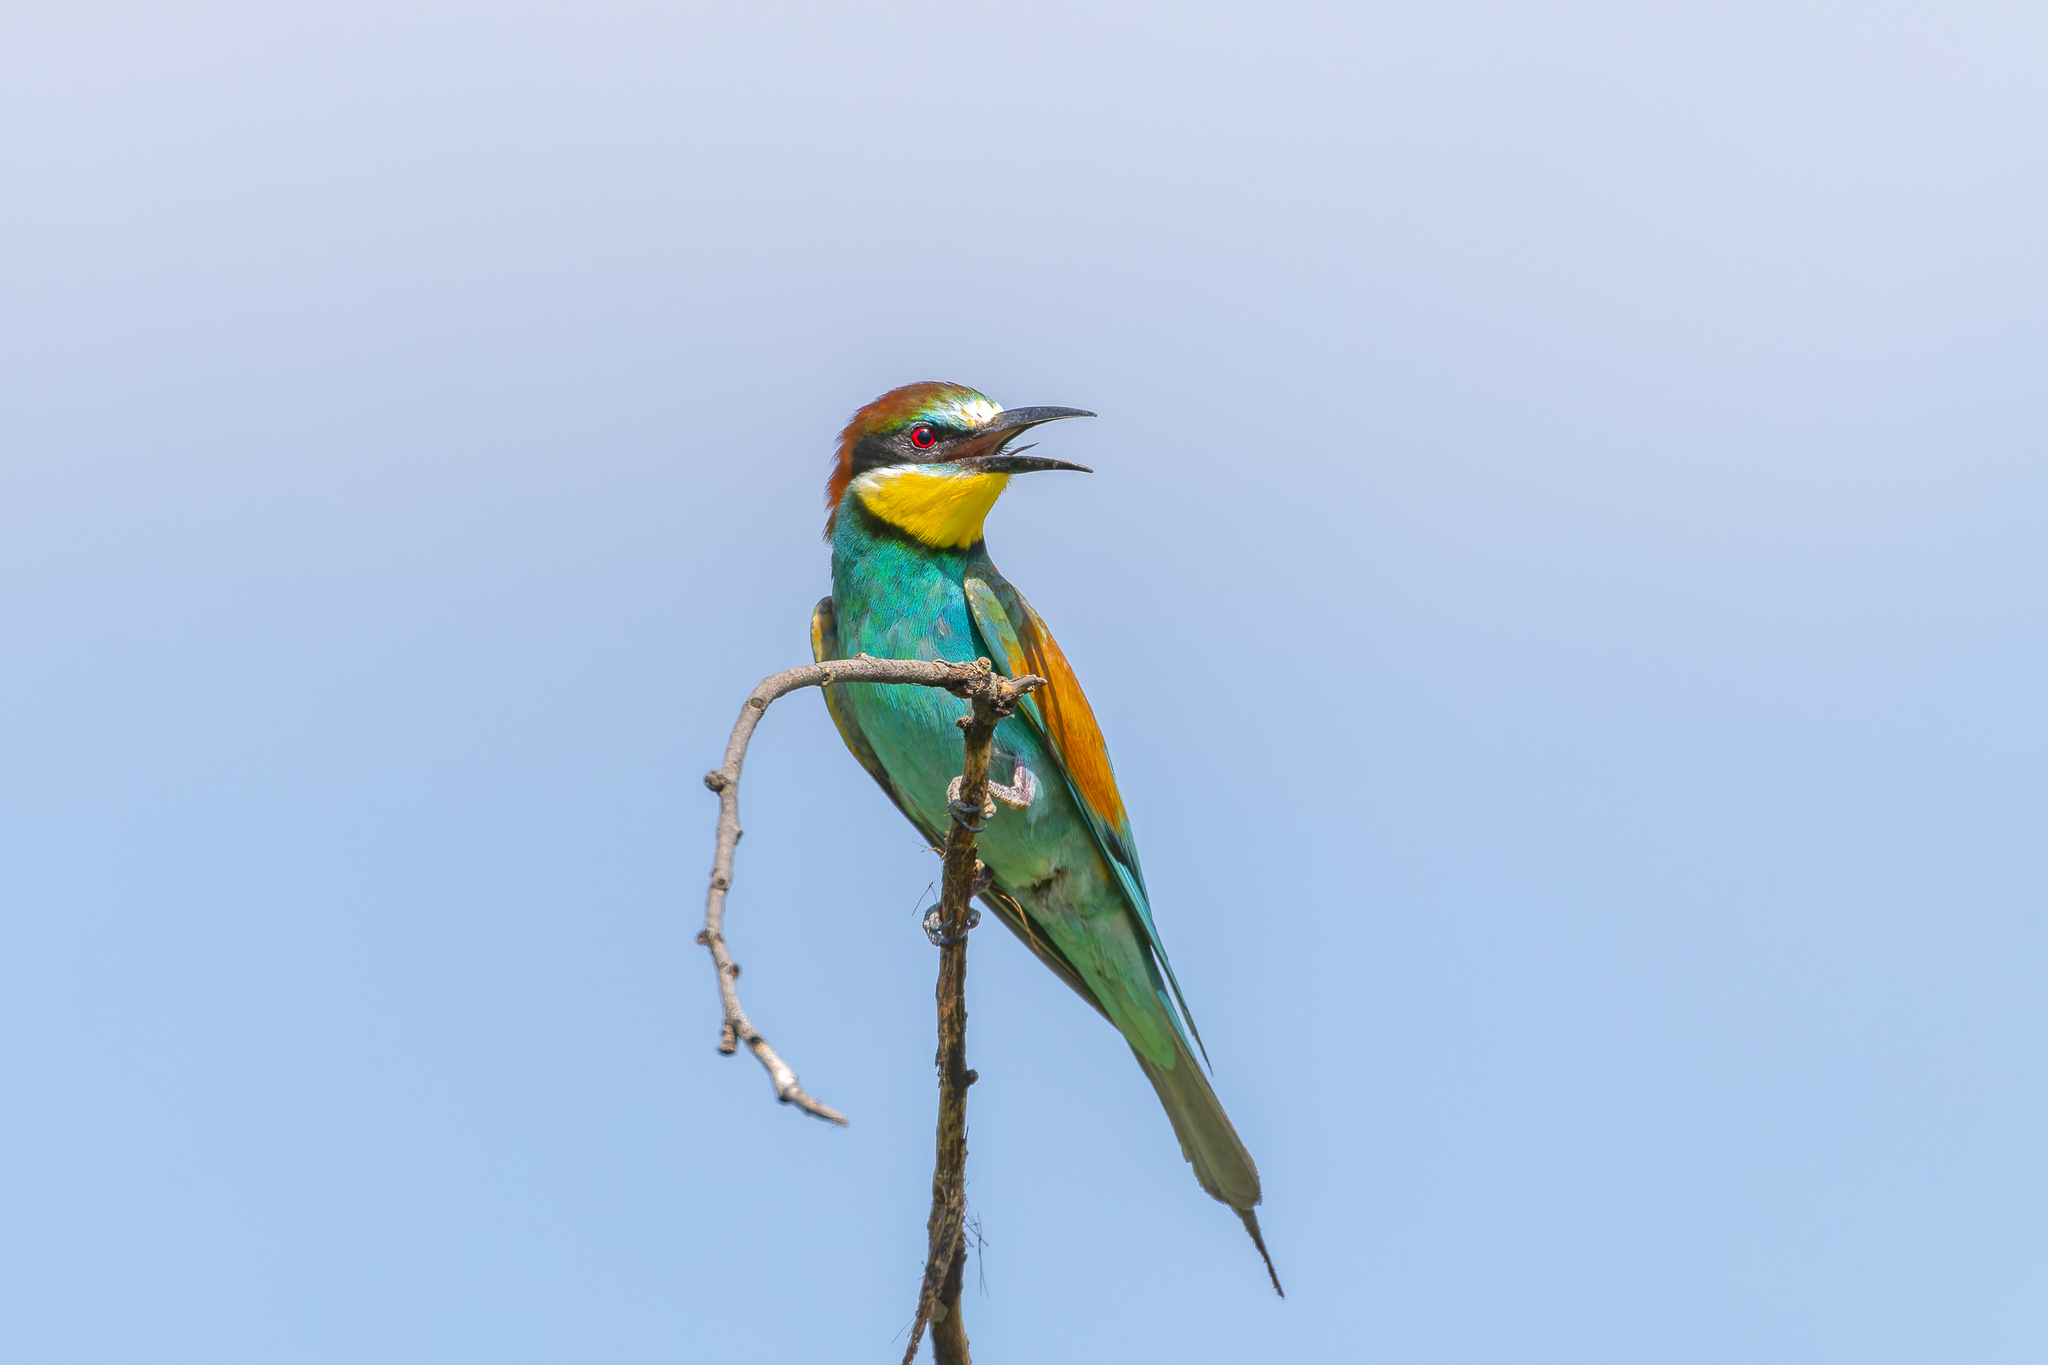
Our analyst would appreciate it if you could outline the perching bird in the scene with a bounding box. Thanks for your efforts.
[811,381,1280,1294]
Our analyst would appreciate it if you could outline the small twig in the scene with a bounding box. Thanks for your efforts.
[698,655,1037,1126]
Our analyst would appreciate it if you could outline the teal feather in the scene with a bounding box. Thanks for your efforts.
[820,489,1280,1294]
[960,570,1211,1068]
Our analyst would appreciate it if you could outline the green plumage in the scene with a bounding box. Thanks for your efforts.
[817,479,1280,1293]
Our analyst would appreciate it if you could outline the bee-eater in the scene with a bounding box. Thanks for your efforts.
[811,381,1279,1293]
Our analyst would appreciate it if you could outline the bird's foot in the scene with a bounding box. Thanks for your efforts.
[922,902,982,946]
[988,764,1037,810]
[945,776,994,831]
[946,765,1035,829]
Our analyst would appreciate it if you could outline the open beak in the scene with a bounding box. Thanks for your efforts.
[954,405,1095,474]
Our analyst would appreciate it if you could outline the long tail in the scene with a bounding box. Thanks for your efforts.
[1134,1035,1283,1296]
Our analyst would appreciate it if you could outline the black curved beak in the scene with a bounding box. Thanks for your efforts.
[985,405,1096,433]
[956,405,1096,474]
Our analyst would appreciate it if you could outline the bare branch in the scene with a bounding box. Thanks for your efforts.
[903,668,1042,1365]
[698,655,1038,1126]
[702,654,1042,1363]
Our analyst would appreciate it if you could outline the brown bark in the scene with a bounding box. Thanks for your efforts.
[903,665,1038,1365]
[697,654,1029,1122]
[697,655,1041,1364]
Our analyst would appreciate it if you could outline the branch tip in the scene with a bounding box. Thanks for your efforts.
[701,654,1057,1132]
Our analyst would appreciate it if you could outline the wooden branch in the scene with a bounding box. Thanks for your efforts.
[701,653,1041,1364]
[902,667,1042,1365]
[697,654,1032,1122]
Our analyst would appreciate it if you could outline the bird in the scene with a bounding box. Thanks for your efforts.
[810,380,1280,1295]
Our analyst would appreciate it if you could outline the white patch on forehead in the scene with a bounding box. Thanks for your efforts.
[941,397,1002,429]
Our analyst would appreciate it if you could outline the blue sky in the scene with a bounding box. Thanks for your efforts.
[1,2,2043,1360]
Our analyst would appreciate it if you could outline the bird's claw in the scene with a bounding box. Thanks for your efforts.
[946,766,1035,830]
[946,775,994,831]
[923,902,981,946]
[989,764,1037,810]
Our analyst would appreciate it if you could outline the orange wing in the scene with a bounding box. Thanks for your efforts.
[962,575,1128,841]
[964,569,1209,1057]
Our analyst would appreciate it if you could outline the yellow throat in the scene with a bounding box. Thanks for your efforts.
[851,465,1010,549]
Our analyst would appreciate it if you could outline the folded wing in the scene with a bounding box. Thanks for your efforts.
[960,572,1208,1062]
[809,596,1106,1018]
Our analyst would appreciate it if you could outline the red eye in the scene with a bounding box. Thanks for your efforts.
[909,424,937,449]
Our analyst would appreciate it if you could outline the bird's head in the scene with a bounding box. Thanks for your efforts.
[824,381,1093,546]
